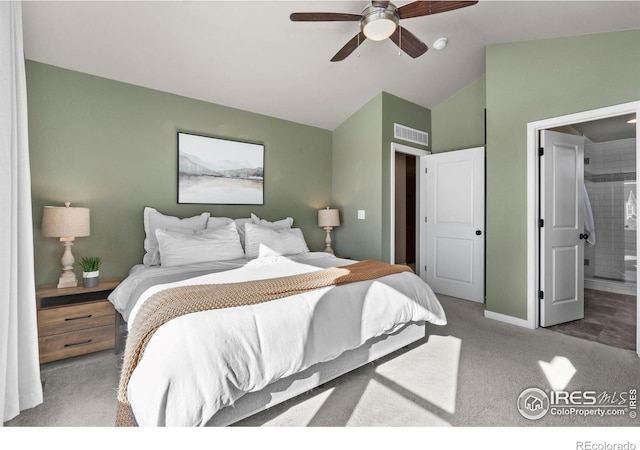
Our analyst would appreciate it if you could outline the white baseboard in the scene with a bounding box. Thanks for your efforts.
[484,310,532,329]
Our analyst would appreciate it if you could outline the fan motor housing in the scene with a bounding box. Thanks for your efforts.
[360,4,399,41]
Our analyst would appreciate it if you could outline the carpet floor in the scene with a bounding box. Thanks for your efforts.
[5,295,639,430]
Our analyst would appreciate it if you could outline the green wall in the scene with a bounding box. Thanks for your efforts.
[381,92,430,261]
[431,76,486,153]
[484,29,640,319]
[31,27,635,322]
[27,61,333,286]
[332,93,384,261]
[332,92,431,262]
[408,28,640,322]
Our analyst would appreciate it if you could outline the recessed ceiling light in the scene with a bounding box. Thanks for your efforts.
[433,38,448,51]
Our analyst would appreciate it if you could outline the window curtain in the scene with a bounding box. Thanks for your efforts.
[0,1,43,423]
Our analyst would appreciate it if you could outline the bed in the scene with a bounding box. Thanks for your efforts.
[108,208,447,427]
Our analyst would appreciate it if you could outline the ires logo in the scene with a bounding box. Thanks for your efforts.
[517,388,550,420]
[550,390,631,406]
[550,391,599,405]
[518,388,638,420]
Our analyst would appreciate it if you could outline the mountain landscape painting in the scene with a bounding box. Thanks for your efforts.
[178,132,264,204]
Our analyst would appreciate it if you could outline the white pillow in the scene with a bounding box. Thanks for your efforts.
[250,213,294,229]
[207,216,234,228]
[234,217,253,249]
[244,223,309,259]
[143,207,210,266]
[155,222,245,267]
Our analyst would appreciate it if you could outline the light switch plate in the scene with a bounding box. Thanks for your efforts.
[358,210,365,220]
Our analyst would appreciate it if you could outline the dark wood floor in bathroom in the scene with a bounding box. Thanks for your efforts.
[548,289,636,351]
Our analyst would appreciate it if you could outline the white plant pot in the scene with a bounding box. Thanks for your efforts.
[83,270,99,288]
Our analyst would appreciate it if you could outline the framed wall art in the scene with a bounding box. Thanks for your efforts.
[177,132,264,205]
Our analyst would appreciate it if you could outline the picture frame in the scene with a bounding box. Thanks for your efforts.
[177,132,264,205]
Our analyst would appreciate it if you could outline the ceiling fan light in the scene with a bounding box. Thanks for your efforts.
[363,18,397,41]
[361,5,399,41]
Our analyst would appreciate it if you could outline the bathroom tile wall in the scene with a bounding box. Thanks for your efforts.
[584,137,636,281]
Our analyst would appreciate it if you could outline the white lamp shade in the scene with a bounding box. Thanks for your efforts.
[42,204,90,238]
[318,208,340,228]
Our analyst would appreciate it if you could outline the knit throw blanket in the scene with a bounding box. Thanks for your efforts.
[115,259,412,426]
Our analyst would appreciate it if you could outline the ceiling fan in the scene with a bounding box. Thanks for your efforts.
[290,1,478,61]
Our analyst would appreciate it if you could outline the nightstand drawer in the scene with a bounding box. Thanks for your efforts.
[38,324,115,364]
[36,278,120,364]
[38,300,115,336]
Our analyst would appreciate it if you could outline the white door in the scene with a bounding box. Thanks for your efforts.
[424,147,485,302]
[539,130,585,327]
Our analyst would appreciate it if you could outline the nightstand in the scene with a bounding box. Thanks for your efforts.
[35,278,120,364]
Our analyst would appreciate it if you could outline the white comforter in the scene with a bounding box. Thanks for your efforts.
[117,253,446,426]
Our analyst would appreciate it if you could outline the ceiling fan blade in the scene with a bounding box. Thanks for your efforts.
[397,1,478,19]
[290,12,362,22]
[389,26,429,58]
[331,32,367,62]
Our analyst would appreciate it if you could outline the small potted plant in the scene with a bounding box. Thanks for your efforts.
[80,256,102,288]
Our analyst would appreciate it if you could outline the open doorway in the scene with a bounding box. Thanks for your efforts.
[545,115,637,351]
[527,101,640,356]
[389,142,429,278]
[394,152,417,272]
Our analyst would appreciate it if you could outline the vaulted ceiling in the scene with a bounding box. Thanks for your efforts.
[21,1,640,130]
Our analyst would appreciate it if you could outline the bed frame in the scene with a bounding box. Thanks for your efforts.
[205,321,426,426]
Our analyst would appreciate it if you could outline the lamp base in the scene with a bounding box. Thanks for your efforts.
[323,227,335,255]
[57,237,78,289]
[57,276,78,289]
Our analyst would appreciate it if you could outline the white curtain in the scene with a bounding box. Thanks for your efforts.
[0,1,43,423]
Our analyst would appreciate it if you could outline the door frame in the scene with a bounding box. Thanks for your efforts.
[526,101,640,355]
[390,142,430,278]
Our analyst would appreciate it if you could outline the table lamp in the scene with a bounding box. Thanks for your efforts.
[318,207,340,254]
[41,202,90,288]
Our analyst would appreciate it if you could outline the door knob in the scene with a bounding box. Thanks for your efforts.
[475,230,483,236]
[579,233,590,240]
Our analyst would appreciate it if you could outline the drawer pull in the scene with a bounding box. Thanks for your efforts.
[64,339,93,348]
[64,314,93,321]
